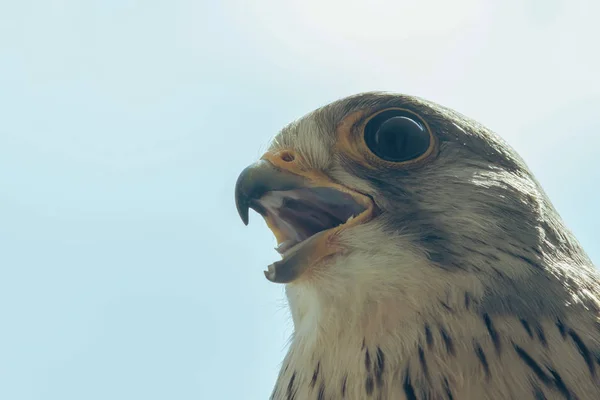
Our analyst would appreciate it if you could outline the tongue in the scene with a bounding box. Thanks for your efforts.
[278,197,346,238]
[258,187,367,251]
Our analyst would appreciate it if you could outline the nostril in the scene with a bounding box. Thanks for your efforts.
[280,151,295,162]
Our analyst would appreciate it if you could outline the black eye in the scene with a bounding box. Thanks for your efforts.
[363,110,431,162]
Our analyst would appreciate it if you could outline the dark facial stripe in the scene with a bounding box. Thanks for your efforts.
[419,231,467,271]
[568,329,596,376]
[483,313,501,353]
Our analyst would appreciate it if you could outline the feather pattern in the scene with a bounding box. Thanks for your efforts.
[256,93,600,399]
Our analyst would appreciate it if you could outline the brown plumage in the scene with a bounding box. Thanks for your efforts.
[235,92,600,399]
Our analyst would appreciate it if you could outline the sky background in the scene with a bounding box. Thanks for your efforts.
[1,1,598,399]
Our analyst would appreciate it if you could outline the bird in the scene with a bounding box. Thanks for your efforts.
[234,92,600,399]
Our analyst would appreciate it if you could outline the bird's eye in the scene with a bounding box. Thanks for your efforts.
[363,110,431,163]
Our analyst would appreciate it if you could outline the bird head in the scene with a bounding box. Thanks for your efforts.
[235,92,587,331]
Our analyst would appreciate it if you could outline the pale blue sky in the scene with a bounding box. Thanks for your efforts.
[0,1,598,399]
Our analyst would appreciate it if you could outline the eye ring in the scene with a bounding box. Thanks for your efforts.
[361,108,436,165]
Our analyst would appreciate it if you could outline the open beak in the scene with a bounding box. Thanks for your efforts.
[235,150,375,284]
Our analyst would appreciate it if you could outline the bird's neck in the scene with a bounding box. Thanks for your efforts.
[273,280,464,399]
[268,214,599,399]
[271,276,482,399]
[270,260,597,400]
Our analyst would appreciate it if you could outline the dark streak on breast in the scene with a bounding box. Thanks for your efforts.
[317,383,325,400]
[513,344,573,399]
[521,319,534,338]
[286,372,296,400]
[483,313,501,353]
[365,375,374,396]
[443,377,454,400]
[556,319,567,339]
[546,367,572,399]
[520,254,544,271]
[424,324,433,348]
[440,328,455,356]
[490,266,507,279]
[310,362,320,388]
[505,251,544,271]
[568,329,596,376]
[440,301,454,313]
[513,344,551,384]
[341,375,347,398]
[403,370,417,400]
[536,326,548,348]
[375,347,385,387]
[418,346,428,377]
[474,343,490,378]
[533,385,547,400]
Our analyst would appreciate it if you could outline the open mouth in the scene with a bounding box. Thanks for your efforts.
[254,187,369,257]
[235,157,375,283]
